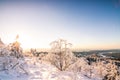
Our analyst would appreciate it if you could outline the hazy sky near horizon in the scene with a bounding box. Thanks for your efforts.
[0,0,120,49]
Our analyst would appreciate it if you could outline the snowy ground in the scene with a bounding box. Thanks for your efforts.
[0,57,99,80]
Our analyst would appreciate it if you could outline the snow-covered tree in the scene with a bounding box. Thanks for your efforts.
[43,39,76,71]
[8,35,23,58]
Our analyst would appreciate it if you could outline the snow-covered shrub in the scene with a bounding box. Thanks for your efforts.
[0,48,10,56]
[0,47,28,75]
[88,60,120,80]
[8,41,23,58]
[42,39,77,71]
[66,57,88,72]
[30,48,37,56]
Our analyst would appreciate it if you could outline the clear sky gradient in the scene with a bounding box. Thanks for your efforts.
[0,0,120,50]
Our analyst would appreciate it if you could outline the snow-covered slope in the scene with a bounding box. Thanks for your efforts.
[0,56,98,80]
[0,47,120,80]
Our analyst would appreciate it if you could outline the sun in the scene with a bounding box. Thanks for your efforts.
[16,34,36,49]
[17,33,50,49]
[1,32,50,50]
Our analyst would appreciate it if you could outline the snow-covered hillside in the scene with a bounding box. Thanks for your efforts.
[0,56,96,80]
[0,55,120,80]
[0,46,100,80]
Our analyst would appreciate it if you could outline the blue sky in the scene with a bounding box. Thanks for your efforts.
[0,0,120,50]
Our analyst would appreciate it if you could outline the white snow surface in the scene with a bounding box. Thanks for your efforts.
[0,57,98,80]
